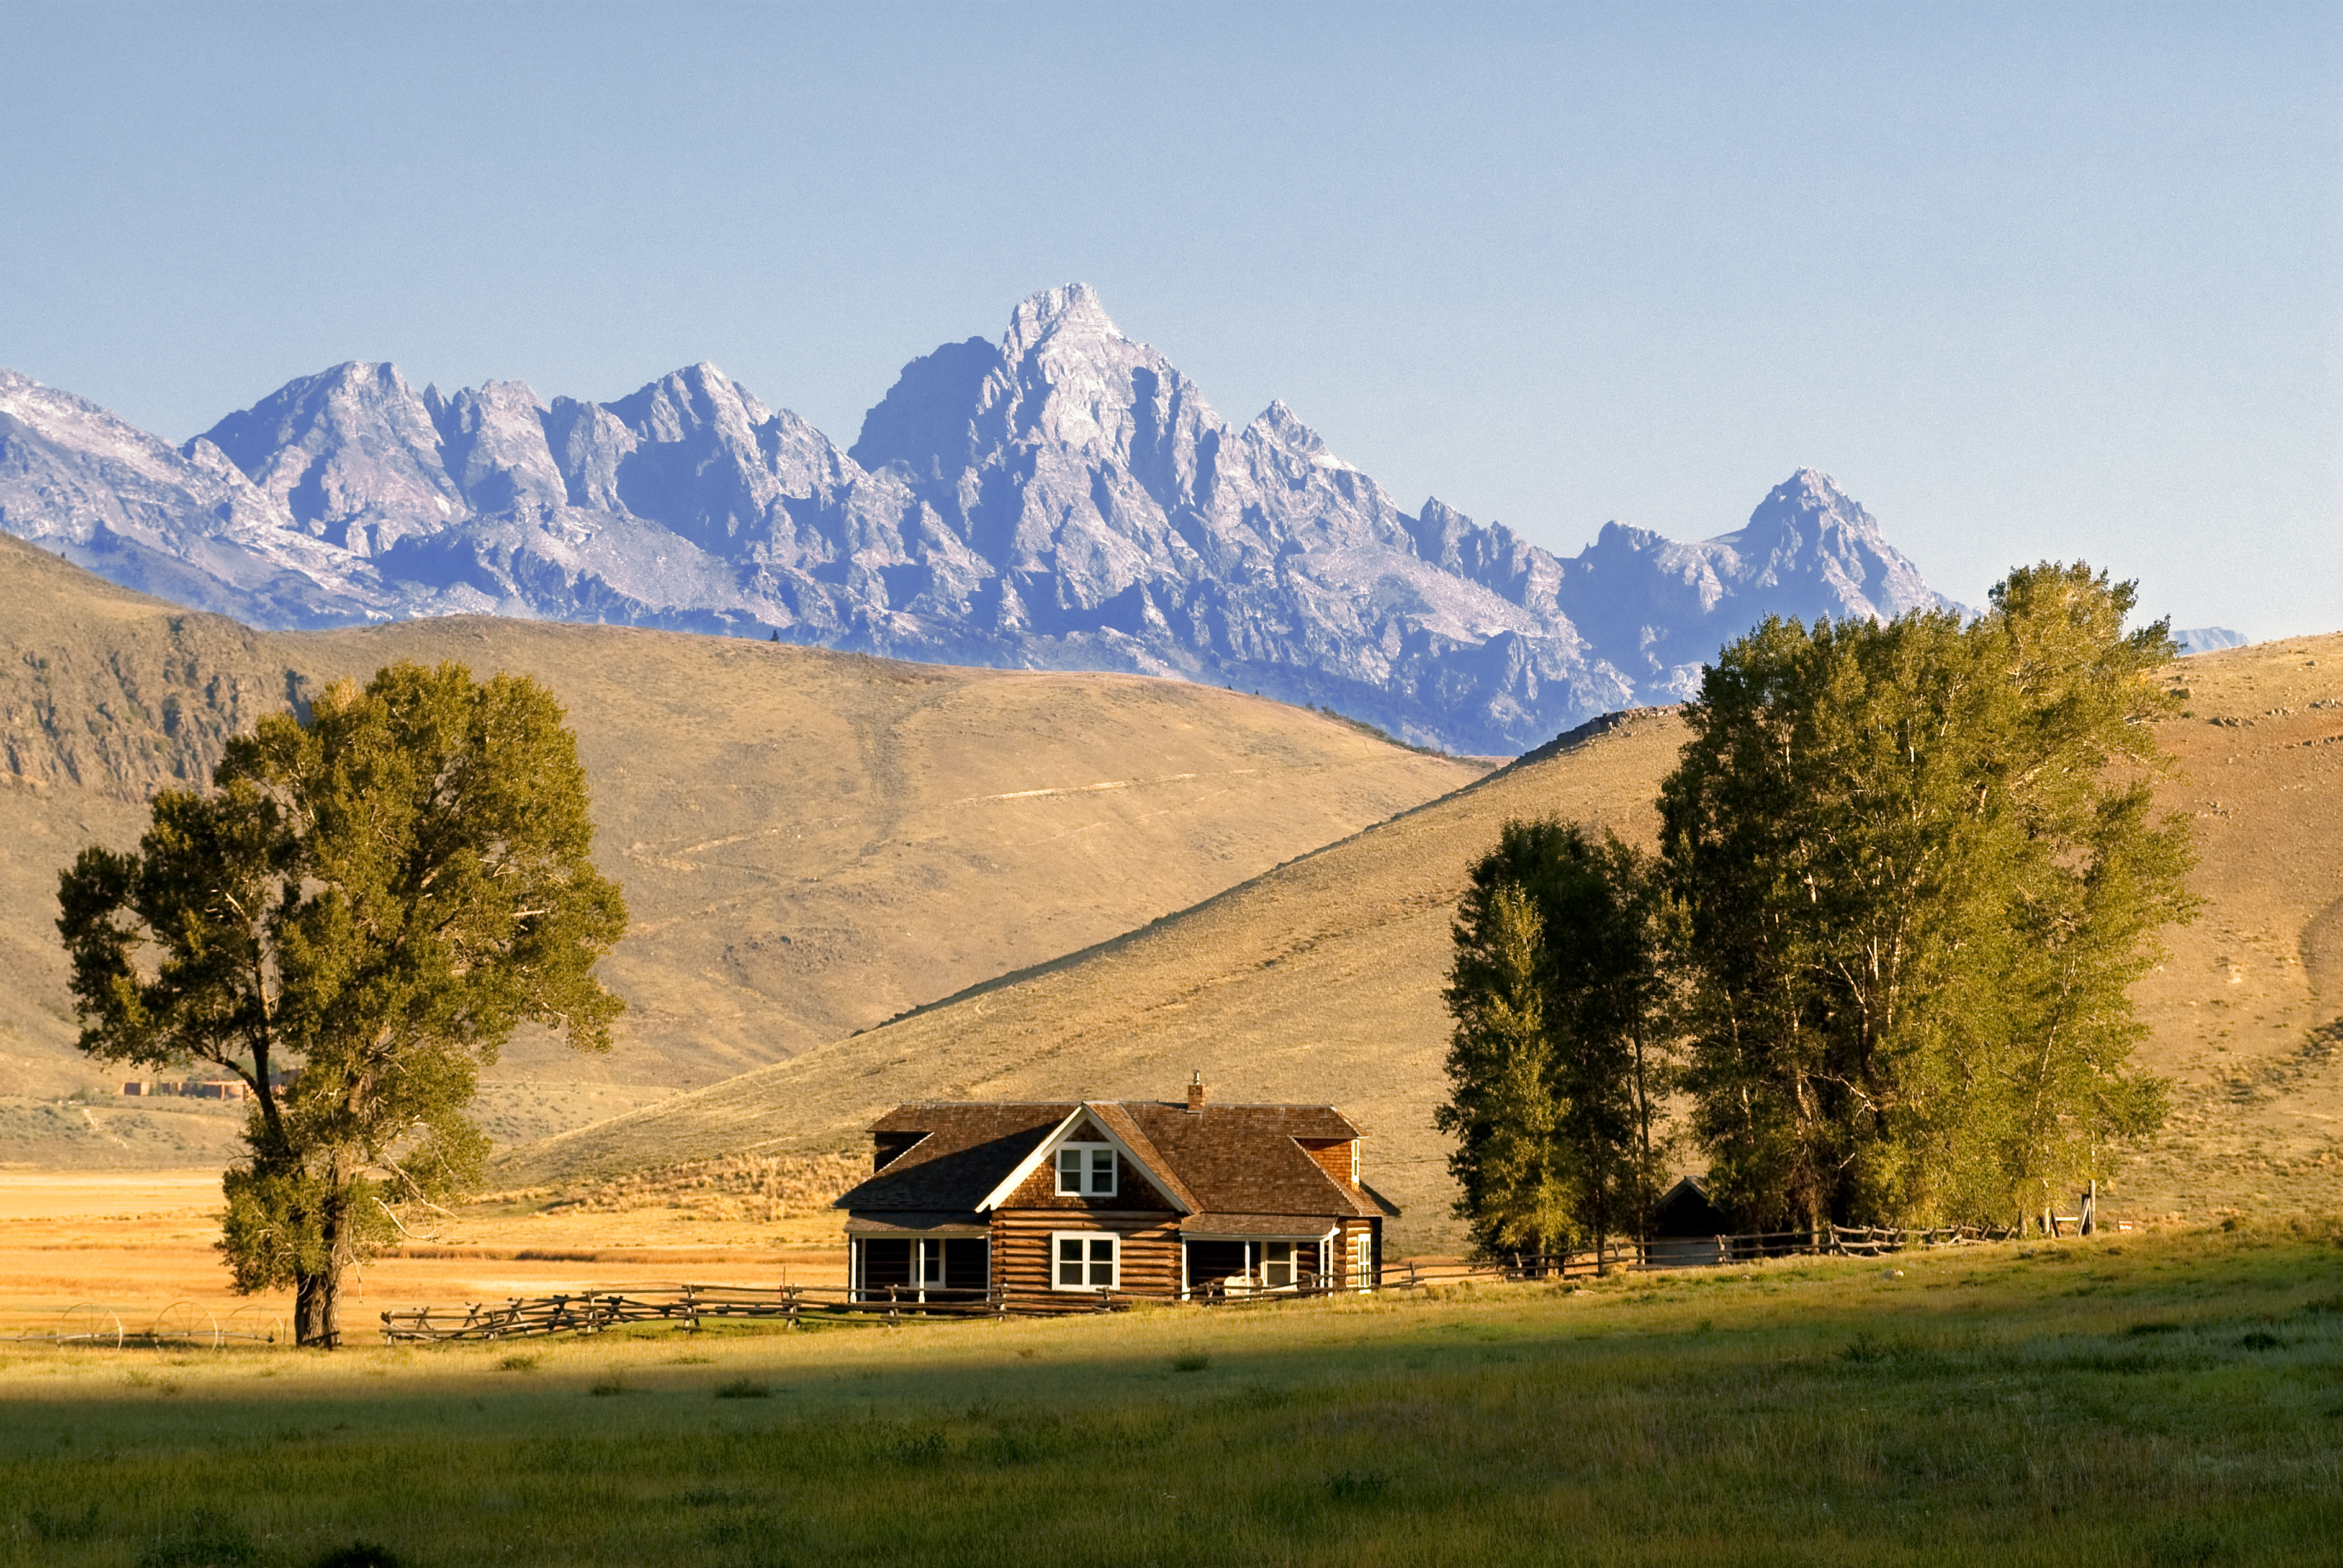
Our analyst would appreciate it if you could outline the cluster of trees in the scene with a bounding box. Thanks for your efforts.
[1439,563,2197,1254]
[58,663,627,1346]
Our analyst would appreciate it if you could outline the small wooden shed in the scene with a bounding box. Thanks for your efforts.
[1644,1175,1735,1268]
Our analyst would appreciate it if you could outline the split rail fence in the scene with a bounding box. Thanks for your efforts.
[373,1221,2033,1343]
[0,1223,2054,1350]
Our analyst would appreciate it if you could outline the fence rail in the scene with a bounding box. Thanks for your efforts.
[378,1222,2052,1342]
[378,1283,1018,1342]
[378,1222,2033,1342]
[0,1220,2062,1350]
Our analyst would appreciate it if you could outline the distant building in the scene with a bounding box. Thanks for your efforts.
[119,1078,250,1100]
[1645,1176,1734,1268]
[835,1077,1399,1309]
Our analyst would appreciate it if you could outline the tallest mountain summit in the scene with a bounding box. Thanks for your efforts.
[0,285,1955,754]
[1004,280,1123,353]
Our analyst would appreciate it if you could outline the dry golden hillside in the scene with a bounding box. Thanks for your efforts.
[487,709,1691,1248]
[0,535,1486,1163]
[498,634,2342,1250]
[2126,633,2343,1221]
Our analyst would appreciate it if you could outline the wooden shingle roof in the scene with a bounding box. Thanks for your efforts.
[835,1099,1396,1221]
[835,1103,1069,1214]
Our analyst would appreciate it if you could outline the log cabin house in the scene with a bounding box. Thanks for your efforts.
[835,1077,1399,1309]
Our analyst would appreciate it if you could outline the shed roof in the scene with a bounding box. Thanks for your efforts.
[1652,1175,1732,1238]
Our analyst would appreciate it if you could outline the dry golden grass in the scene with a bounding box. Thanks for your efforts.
[2126,633,2343,1221]
[0,1169,851,1343]
[500,635,2343,1252]
[0,535,1485,1157]
[5,531,2334,1250]
[516,1150,868,1222]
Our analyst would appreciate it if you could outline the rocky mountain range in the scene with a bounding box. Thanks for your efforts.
[0,284,1954,753]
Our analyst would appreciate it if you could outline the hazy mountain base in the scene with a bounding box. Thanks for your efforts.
[496,637,2343,1253]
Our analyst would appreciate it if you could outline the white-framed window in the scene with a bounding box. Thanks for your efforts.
[1054,1142,1117,1198]
[1350,1229,1370,1289]
[1051,1230,1120,1291]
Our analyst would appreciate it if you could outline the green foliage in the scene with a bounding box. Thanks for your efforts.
[56,662,627,1345]
[1438,820,1669,1257]
[1657,562,2193,1232]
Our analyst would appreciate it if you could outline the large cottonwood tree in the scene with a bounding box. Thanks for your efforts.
[58,662,627,1346]
[1657,563,2193,1233]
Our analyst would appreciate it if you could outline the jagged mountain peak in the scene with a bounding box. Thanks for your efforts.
[606,361,773,440]
[1729,467,1881,544]
[1004,282,1120,357]
[1251,398,1315,446]
[1699,468,1948,626]
[197,361,459,543]
[436,378,547,414]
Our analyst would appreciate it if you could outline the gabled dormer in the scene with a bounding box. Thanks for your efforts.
[1295,1135,1362,1189]
[976,1104,1195,1213]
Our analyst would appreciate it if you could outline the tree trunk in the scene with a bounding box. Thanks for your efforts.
[293,1266,339,1348]
[293,1180,346,1348]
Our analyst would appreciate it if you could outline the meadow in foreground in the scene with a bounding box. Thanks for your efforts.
[1,1224,2337,1567]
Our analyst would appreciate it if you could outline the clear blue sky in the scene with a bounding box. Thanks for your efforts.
[3,1,2335,637]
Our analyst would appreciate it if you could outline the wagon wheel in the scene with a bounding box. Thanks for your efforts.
[57,1303,123,1348]
[223,1304,284,1346]
[149,1301,222,1349]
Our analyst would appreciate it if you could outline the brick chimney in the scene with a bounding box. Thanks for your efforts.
[1185,1070,1207,1113]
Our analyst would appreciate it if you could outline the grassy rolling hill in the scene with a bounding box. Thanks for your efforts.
[496,635,2343,1250]
[0,533,1486,1162]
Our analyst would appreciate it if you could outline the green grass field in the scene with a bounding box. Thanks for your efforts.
[2,1224,2338,1568]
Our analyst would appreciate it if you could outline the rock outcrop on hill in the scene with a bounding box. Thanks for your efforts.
[0,285,1956,753]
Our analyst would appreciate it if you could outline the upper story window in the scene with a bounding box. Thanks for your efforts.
[1055,1142,1117,1198]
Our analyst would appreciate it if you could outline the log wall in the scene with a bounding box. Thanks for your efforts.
[992,1208,1182,1312]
